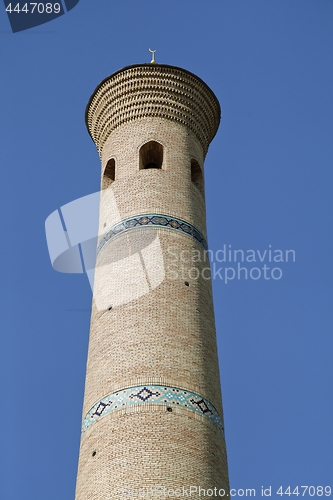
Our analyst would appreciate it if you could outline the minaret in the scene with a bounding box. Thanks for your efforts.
[75,60,229,499]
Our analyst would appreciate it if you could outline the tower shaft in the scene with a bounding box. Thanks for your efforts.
[75,64,229,499]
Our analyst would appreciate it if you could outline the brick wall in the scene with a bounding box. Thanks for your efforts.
[75,65,229,500]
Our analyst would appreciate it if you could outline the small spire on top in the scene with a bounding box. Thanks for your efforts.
[149,48,157,64]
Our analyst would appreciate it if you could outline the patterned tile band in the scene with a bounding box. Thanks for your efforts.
[82,385,224,437]
[97,214,208,256]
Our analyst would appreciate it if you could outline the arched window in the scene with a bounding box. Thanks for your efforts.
[102,158,115,189]
[191,159,204,197]
[139,141,163,170]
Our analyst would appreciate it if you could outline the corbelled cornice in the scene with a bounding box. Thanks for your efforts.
[85,64,221,156]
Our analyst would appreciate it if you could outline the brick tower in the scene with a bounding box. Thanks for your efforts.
[75,62,229,499]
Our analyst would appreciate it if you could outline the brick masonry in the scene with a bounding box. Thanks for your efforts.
[75,64,229,500]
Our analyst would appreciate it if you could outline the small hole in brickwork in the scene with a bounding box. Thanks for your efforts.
[184,281,190,287]
[108,306,113,311]
[167,407,173,412]
[92,451,97,457]
[104,223,106,227]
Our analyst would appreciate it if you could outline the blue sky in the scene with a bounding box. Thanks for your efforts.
[1,1,332,499]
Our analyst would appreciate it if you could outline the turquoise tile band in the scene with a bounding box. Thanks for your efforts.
[82,385,224,436]
[97,214,208,256]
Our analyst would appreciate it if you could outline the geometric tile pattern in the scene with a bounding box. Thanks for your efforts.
[82,385,224,437]
[97,214,208,256]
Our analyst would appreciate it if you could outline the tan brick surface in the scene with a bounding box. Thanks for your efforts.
[75,64,229,500]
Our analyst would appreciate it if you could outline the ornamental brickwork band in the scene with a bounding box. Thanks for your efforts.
[74,62,230,500]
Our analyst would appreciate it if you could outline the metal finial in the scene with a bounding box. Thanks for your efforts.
[149,48,157,64]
